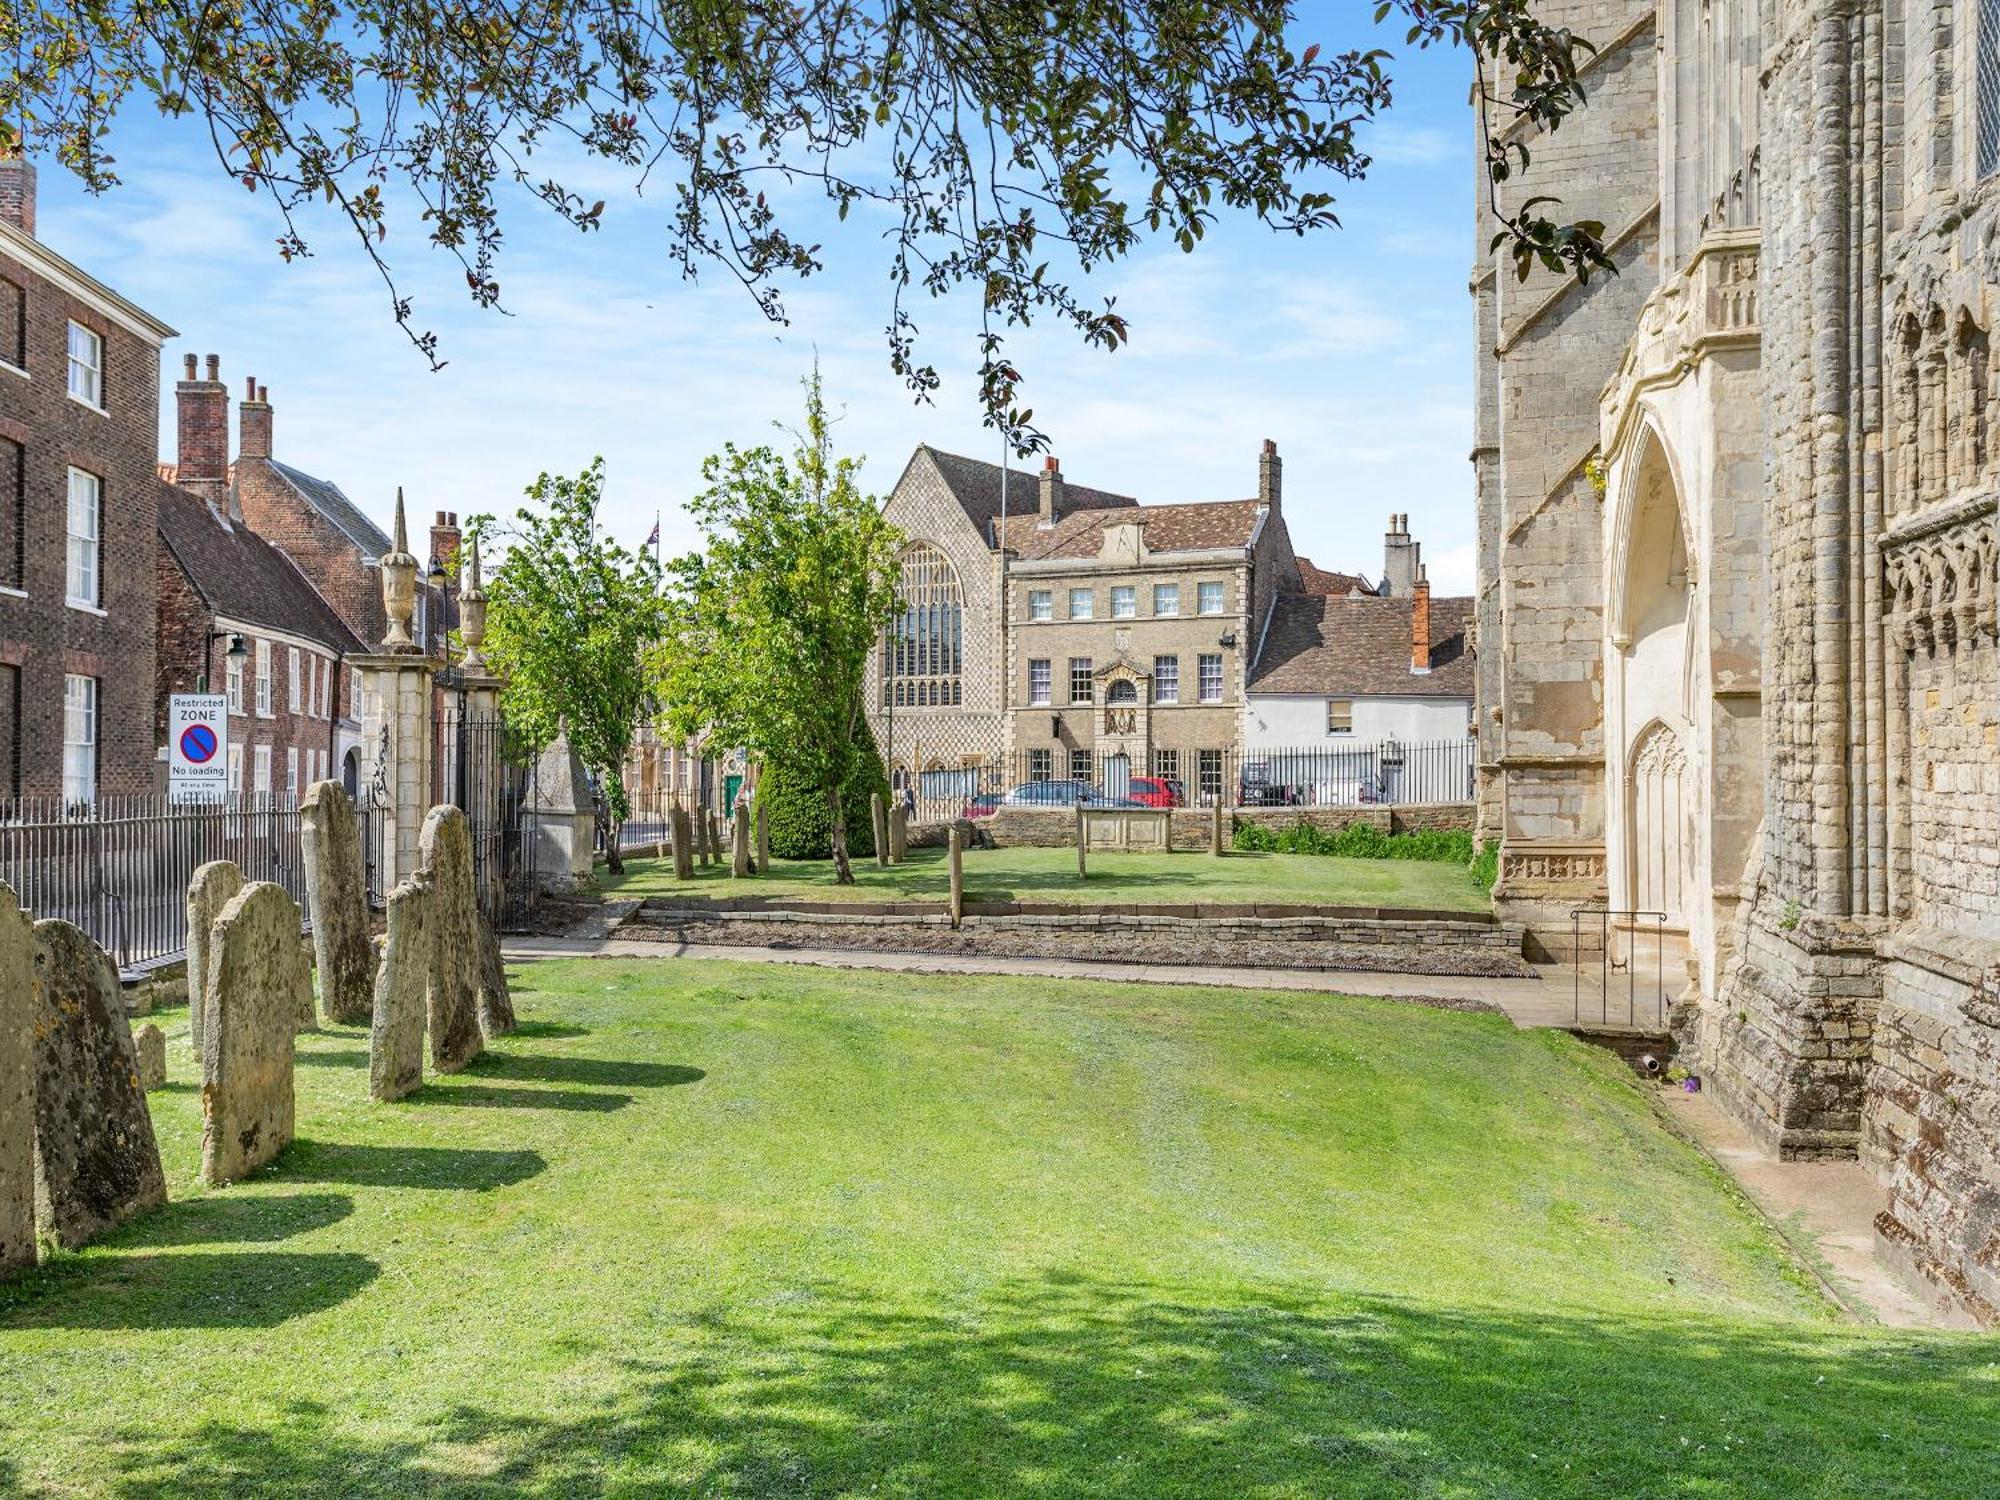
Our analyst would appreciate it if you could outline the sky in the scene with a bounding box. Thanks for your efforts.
[30,10,1478,593]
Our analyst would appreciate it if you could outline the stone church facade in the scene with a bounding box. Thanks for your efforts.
[1477,2,2000,1320]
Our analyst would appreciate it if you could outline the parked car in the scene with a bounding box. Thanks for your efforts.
[1000,779,1135,809]
[962,792,1004,820]
[1237,764,1298,807]
[1124,776,1186,808]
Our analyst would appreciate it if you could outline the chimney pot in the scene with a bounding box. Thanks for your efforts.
[1258,439,1282,513]
[175,352,230,496]
[238,376,274,461]
[1038,457,1065,522]
[183,353,198,380]
[245,375,256,399]
[257,384,268,403]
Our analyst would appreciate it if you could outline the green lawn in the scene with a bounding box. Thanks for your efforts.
[605,843,1492,912]
[3,959,1994,1496]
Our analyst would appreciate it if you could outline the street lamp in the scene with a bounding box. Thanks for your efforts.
[196,631,249,693]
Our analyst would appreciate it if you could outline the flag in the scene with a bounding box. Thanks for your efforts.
[645,520,660,548]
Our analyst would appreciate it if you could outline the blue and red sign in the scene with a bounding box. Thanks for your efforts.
[179,723,218,764]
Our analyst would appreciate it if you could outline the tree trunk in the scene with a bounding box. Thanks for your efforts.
[828,780,854,884]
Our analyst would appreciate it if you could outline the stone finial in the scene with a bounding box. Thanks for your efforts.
[379,487,421,653]
[459,533,489,672]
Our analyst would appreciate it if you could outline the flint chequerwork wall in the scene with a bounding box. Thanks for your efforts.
[1479,1,2000,1320]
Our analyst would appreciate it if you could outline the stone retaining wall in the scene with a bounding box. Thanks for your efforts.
[630,902,1528,978]
[973,802,1474,851]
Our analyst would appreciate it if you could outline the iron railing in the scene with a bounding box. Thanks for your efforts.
[1570,909,1673,1031]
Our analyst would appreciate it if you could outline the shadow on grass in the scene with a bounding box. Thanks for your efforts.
[0,1252,378,1331]
[508,1021,591,1040]
[412,1084,634,1114]
[278,1142,546,1192]
[471,1055,704,1089]
[119,1192,354,1247]
[84,1271,2000,1496]
[295,1049,369,1070]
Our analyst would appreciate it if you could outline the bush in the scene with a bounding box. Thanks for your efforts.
[1470,838,1499,892]
[1232,818,1474,864]
[758,721,890,861]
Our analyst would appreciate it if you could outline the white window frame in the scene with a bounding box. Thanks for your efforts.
[1028,588,1053,622]
[1198,653,1224,704]
[62,674,97,806]
[254,640,273,717]
[288,646,302,713]
[1197,581,1226,616]
[1067,587,1094,621]
[66,322,104,409]
[1153,655,1179,704]
[1028,658,1052,706]
[227,743,244,793]
[287,745,300,798]
[1153,582,1180,616]
[1110,585,1136,619]
[66,468,101,609]
[226,650,246,714]
[1327,698,1355,735]
[253,743,272,798]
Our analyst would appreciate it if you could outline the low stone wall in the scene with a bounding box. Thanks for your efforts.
[629,901,1528,978]
[979,802,1473,850]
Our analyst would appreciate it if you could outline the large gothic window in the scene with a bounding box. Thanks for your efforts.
[882,543,964,708]
[1982,0,2000,178]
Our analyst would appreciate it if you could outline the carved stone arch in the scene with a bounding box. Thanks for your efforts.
[1607,410,1697,649]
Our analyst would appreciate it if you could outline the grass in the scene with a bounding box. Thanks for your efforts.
[2,959,1995,1496]
[603,843,1493,912]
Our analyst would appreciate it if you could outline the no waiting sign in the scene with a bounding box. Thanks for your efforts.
[168,693,229,803]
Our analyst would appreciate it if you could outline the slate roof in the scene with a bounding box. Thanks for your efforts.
[158,488,366,654]
[267,459,394,558]
[920,446,1138,538]
[996,498,1264,560]
[1249,592,1474,698]
[1296,556,1377,597]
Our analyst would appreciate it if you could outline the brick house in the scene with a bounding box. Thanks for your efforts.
[155,481,363,802]
[0,156,177,804]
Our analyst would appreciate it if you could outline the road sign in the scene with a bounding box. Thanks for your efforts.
[168,693,229,803]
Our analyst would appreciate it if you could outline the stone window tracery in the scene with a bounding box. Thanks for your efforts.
[1981,0,2000,179]
[881,542,963,708]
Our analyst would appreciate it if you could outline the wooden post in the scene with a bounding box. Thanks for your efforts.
[948,826,964,927]
[1075,803,1087,878]
[1211,797,1225,857]
[731,804,751,878]
[755,797,770,874]
[871,791,889,868]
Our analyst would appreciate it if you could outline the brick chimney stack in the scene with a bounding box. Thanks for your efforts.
[1382,512,1420,597]
[1411,565,1432,673]
[1038,456,1065,523]
[1258,439,1282,515]
[175,353,231,503]
[0,153,34,238]
[429,510,462,575]
[239,376,273,460]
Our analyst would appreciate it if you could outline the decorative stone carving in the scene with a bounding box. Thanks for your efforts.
[370,874,432,1102]
[201,883,307,1186]
[418,805,485,1074]
[458,532,490,673]
[186,860,244,1054]
[378,486,422,653]
[300,780,374,1025]
[0,882,34,1278]
[31,919,167,1249]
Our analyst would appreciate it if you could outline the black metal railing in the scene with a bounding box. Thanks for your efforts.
[433,704,543,928]
[1570,909,1673,1031]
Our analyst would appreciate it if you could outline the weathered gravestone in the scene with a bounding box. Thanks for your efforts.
[888,805,909,864]
[732,804,751,878]
[419,805,485,1074]
[300,780,374,1024]
[370,874,432,1102]
[671,806,695,880]
[31,919,167,1250]
[0,883,34,1278]
[185,860,244,1054]
[947,827,965,928]
[135,1024,167,1092]
[478,914,516,1037]
[202,883,307,1186]
[871,791,889,868]
[755,798,770,875]
[708,811,724,868]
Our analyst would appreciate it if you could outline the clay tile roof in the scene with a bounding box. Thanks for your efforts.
[267,459,395,558]
[996,497,1264,560]
[1249,592,1475,698]
[1296,556,1377,596]
[920,446,1138,537]
[158,487,366,655]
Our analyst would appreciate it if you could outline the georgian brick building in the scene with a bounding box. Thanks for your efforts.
[0,156,177,804]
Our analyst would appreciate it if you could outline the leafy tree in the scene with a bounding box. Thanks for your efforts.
[4,2,1607,448]
[468,458,667,874]
[657,372,902,884]
[758,722,890,863]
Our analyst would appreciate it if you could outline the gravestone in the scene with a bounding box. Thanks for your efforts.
[135,1024,166,1092]
[755,798,770,874]
[948,827,965,927]
[478,914,516,1037]
[31,919,167,1250]
[0,883,33,1278]
[370,874,432,1102]
[732,804,751,878]
[708,811,723,868]
[671,806,695,880]
[1211,799,1225,857]
[888,805,909,864]
[695,804,712,867]
[871,792,889,868]
[202,883,307,1186]
[185,860,244,1054]
[300,780,374,1024]
[419,805,485,1074]
[1075,804,1087,878]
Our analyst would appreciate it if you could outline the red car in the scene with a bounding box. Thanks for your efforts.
[1124,776,1186,808]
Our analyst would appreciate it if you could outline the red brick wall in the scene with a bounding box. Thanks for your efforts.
[234,456,387,648]
[0,237,166,800]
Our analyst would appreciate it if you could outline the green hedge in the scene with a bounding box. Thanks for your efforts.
[1232,819,1474,864]
[758,722,891,862]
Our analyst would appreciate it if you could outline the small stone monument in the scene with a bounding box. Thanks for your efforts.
[201,883,307,1186]
[871,791,889,868]
[478,915,516,1037]
[1211,798,1225,857]
[755,797,770,874]
[419,805,486,1074]
[300,779,375,1024]
[370,874,432,1102]
[731,804,751,878]
[529,730,597,891]
[888,804,909,864]
[135,1024,167,1092]
[31,919,167,1249]
[947,827,965,927]
[185,860,244,1053]
[1075,804,1088,878]
[0,883,34,1278]
[671,805,695,880]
